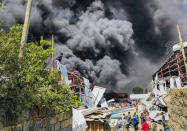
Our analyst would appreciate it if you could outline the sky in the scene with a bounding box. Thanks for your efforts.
[0,0,187,93]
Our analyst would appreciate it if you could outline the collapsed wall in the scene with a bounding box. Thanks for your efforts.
[164,88,187,131]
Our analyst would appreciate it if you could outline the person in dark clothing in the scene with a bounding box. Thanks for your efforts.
[132,113,138,131]
[56,53,63,62]
[161,112,166,130]
[140,113,145,124]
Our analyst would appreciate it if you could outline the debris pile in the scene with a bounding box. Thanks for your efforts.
[54,59,136,131]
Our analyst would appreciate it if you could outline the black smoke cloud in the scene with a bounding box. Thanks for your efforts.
[0,0,187,92]
[102,0,185,62]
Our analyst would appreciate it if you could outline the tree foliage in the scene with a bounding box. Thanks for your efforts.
[132,86,144,94]
[0,25,79,121]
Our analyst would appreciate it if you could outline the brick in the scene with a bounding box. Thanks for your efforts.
[41,118,49,128]
[0,127,11,131]
[62,113,66,120]
[67,125,72,131]
[69,118,72,125]
[68,111,72,118]
[64,120,70,128]
[55,122,61,130]
[60,121,65,128]
[56,114,63,122]
[45,126,52,131]
[48,125,55,131]
[50,117,57,125]
[33,120,43,130]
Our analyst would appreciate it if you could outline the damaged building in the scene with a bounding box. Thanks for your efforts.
[144,26,187,124]
[152,26,187,96]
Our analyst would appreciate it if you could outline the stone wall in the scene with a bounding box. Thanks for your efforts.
[0,110,72,131]
[164,88,187,131]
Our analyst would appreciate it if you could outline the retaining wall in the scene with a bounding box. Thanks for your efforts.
[0,110,72,131]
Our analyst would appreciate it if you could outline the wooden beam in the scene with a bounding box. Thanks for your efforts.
[177,24,187,73]
[19,0,33,58]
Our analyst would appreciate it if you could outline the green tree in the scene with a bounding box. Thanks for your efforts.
[147,88,152,93]
[0,25,79,122]
[132,86,144,94]
[0,0,4,10]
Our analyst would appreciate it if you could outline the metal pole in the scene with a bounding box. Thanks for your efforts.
[19,0,33,58]
[176,24,187,73]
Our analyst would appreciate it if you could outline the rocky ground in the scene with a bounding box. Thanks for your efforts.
[164,88,187,131]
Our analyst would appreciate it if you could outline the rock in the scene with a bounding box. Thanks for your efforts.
[164,88,187,131]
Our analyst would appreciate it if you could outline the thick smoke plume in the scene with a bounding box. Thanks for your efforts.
[53,1,133,91]
[0,0,187,92]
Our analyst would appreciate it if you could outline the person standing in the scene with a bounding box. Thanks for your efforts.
[140,113,145,124]
[141,119,150,131]
[161,112,166,130]
[123,114,129,131]
[135,112,139,130]
[128,112,132,122]
[136,104,138,113]
[146,112,151,128]
[132,100,136,106]
[132,113,138,131]
[126,112,131,130]
[118,118,124,129]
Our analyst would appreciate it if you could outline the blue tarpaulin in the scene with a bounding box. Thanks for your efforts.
[110,114,121,119]
[62,65,68,80]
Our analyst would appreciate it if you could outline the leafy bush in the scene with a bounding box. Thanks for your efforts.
[0,25,79,122]
[132,86,144,94]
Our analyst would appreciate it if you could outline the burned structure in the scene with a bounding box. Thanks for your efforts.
[152,26,187,97]
[142,26,187,123]
[68,71,86,102]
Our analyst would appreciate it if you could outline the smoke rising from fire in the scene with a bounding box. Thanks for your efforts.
[0,0,187,92]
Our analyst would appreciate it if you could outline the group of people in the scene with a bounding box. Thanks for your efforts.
[117,102,170,131]
[118,111,151,131]
[117,112,138,131]
[140,110,170,131]
[140,112,151,131]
